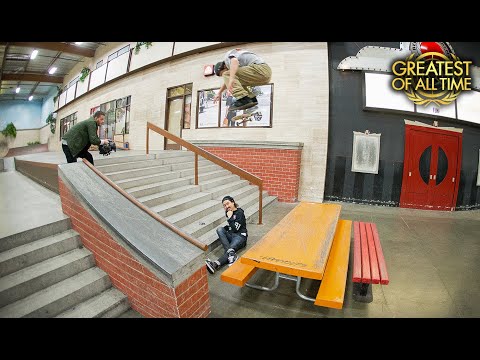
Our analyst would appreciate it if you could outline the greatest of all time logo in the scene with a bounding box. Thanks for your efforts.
[391,52,472,106]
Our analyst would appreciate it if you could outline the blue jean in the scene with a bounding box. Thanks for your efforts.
[216,226,247,266]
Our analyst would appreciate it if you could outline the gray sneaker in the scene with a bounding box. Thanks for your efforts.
[205,259,219,274]
[227,251,238,266]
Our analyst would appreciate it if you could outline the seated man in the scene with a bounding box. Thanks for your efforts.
[213,48,272,111]
[205,195,248,274]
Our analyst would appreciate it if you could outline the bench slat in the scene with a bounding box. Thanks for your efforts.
[371,223,389,285]
[366,223,381,284]
[352,221,362,282]
[314,219,352,309]
[359,222,371,283]
[220,260,258,287]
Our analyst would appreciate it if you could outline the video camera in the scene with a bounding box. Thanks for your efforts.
[99,139,116,156]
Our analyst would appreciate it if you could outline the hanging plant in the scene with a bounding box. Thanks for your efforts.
[53,86,63,103]
[134,42,153,55]
[1,122,17,138]
[45,113,56,134]
[79,67,91,82]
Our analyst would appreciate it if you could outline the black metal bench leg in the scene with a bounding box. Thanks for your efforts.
[353,282,373,303]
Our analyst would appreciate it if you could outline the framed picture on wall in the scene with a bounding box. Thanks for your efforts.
[197,84,274,128]
[351,131,381,174]
[197,88,221,128]
[477,149,480,186]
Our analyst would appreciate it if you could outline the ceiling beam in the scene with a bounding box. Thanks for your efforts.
[2,73,64,83]
[0,42,95,57]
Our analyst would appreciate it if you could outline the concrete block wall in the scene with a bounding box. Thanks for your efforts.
[58,178,210,318]
[203,146,302,202]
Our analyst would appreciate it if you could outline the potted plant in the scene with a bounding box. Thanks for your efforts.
[79,67,90,82]
[45,113,56,134]
[134,42,153,55]
[1,122,17,138]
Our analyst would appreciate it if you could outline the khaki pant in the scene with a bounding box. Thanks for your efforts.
[222,63,272,99]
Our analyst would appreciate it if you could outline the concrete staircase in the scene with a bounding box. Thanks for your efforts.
[0,218,141,318]
[95,150,277,251]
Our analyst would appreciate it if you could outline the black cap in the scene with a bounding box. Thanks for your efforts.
[214,61,225,76]
[222,195,234,203]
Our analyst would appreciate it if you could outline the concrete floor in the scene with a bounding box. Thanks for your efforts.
[206,198,480,318]
[2,150,479,318]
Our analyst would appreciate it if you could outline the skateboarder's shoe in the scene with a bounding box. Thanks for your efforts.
[230,96,256,111]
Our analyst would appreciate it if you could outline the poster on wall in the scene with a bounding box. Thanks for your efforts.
[477,149,480,186]
[351,131,381,174]
[197,84,273,128]
[197,88,220,128]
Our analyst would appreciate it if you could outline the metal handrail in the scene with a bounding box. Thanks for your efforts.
[146,122,263,224]
[82,158,208,251]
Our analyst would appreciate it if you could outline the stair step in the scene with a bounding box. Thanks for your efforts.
[152,192,213,217]
[0,218,71,252]
[94,154,156,166]
[56,287,129,318]
[166,200,219,227]
[0,229,80,277]
[117,308,144,318]
[0,267,111,318]
[0,248,94,307]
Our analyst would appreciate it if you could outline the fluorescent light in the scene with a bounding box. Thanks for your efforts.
[15,87,20,93]
[48,67,57,75]
[31,50,38,59]
[28,95,33,101]
[75,42,83,45]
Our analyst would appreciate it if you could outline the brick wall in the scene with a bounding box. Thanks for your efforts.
[202,146,302,203]
[58,178,211,318]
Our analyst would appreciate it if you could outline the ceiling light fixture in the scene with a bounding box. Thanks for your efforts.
[28,95,33,101]
[31,49,38,59]
[49,67,57,75]
[75,42,83,45]
[16,87,20,93]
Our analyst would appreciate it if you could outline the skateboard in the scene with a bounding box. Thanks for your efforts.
[232,110,263,125]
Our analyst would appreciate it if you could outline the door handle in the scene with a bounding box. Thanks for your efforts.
[430,174,433,180]
[409,171,411,177]
[452,177,455,182]
[433,175,436,180]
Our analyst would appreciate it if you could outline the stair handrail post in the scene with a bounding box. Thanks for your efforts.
[194,153,199,185]
[259,184,263,225]
[146,125,150,155]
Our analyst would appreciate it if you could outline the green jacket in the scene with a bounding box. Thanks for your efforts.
[62,118,101,157]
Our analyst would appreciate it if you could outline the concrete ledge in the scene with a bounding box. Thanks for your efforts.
[190,140,304,150]
[58,162,205,287]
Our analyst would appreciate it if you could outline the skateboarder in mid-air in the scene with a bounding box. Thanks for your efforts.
[213,48,272,111]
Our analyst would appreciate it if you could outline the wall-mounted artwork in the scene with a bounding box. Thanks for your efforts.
[351,131,381,174]
[477,149,480,186]
[197,84,273,128]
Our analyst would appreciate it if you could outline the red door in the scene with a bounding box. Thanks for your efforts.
[400,125,462,211]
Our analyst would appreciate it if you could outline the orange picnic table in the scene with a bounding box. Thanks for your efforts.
[221,202,352,309]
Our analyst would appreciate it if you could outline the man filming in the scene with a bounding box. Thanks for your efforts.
[62,110,110,166]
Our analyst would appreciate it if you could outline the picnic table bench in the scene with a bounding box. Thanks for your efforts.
[352,221,389,301]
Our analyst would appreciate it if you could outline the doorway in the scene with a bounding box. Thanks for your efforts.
[165,83,192,150]
[400,123,462,211]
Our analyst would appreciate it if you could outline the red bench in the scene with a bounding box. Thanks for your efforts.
[352,221,389,299]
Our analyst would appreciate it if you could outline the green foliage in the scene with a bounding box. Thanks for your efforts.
[46,113,56,134]
[134,42,153,55]
[27,141,41,146]
[53,86,63,104]
[1,122,17,138]
[79,67,91,82]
